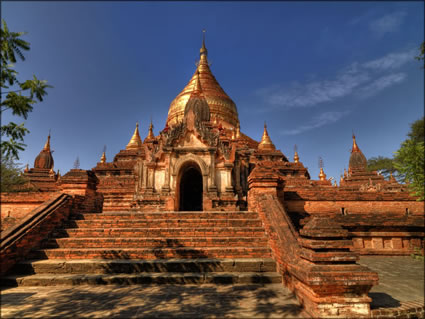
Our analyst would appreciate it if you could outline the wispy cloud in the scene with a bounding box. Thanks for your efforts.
[257,48,415,110]
[369,11,407,37]
[265,73,369,109]
[359,73,406,98]
[362,49,416,70]
[281,111,350,135]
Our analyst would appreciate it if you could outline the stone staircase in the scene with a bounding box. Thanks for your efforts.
[2,211,281,286]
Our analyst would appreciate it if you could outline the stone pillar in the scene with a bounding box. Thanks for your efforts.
[224,163,234,193]
[162,153,171,193]
[208,149,217,192]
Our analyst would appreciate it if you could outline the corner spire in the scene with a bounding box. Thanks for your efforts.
[318,157,327,181]
[294,145,299,163]
[147,120,155,140]
[258,122,275,150]
[126,122,142,150]
[100,151,106,163]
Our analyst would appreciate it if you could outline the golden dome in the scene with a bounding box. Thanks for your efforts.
[167,35,239,128]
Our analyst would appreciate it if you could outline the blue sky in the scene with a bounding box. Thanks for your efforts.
[3,2,424,182]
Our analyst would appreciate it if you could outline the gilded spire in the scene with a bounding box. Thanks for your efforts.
[126,123,142,150]
[258,122,275,150]
[147,121,155,140]
[340,174,344,183]
[294,145,299,163]
[43,133,51,151]
[24,164,29,173]
[351,134,360,153]
[100,152,106,163]
[200,29,207,57]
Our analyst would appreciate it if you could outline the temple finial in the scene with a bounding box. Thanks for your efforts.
[200,29,208,58]
[43,132,51,151]
[318,157,327,181]
[126,122,142,149]
[352,133,360,153]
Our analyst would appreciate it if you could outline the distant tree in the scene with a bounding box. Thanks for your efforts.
[0,157,28,192]
[367,156,396,179]
[407,116,424,143]
[73,156,80,169]
[393,117,425,200]
[1,19,53,160]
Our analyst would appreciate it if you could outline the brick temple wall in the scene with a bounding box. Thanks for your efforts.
[1,192,60,231]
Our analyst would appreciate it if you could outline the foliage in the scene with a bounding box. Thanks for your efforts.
[73,156,80,169]
[1,19,53,160]
[0,157,30,192]
[394,139,424,200]
[367,156,396,179]
[407,116,424,143]
[416,41,424,68]
[411,247,425,261]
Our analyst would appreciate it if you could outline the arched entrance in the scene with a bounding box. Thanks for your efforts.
[178,164,203,211]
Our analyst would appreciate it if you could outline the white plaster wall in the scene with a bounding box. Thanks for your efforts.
[154,170,165,192]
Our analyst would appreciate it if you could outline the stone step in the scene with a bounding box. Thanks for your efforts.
[74,211,259,220]
[12,258,277,274]
[61,227,267,238]
[68,219,263,228]
[1,272,282,287]
[30,247,273,260]
[44,237,269,249]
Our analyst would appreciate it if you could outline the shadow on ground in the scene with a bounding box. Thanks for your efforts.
[369,292,401,309]
[1,284,304,318]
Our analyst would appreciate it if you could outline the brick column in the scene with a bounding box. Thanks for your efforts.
[248,166,378,318]
[59,169,102,213]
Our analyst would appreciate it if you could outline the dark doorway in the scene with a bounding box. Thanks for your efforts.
[179,166,203,211]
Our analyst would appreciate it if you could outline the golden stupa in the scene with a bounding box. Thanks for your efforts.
[167,32,239,128]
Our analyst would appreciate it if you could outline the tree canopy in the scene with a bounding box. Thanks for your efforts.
[1,19,53,160]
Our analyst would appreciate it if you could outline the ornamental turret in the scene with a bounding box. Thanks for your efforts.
[258,123,275,151]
